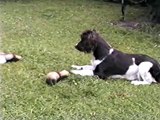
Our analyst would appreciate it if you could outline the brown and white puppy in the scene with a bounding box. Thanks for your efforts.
[71,30,160,85]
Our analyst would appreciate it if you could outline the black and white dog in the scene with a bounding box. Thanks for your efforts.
[71,30,160,85]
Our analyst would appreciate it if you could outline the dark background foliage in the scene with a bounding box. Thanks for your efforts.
[0,0,160,23]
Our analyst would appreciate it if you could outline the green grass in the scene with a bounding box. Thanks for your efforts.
[0,0,160,119]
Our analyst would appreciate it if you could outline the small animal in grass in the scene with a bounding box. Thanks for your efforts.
[70,29,160,85]
[46,70,70,85]
[0,52,22,64]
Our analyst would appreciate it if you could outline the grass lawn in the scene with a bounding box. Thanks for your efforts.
[0,0,160,119]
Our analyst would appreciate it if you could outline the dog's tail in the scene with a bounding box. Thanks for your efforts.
[149,60,160,83]
[154,63,160,83]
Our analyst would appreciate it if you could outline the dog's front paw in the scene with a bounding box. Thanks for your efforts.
[70,70,81,75]
[131,81,141,85]
[71,65,82,70]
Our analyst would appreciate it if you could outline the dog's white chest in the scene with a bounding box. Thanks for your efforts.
[91,59,103,69]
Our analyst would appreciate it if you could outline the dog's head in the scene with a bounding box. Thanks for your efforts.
[75,30,98,53]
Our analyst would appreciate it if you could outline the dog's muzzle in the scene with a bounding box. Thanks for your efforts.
[75,44,83,52]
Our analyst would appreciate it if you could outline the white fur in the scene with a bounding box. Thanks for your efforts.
[111,60,156,85]
[70,70,94,76]
[91,59,103,68]
[131,61,156,85]
[71,58,104,76]
[124,58,139,80]
[71,58,103,71]
[0,55,6,64]
[71,65,94,70]
[111,58,139,80]
[109,48,114,55]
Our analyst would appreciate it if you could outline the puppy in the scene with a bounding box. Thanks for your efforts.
[71,30,160,85]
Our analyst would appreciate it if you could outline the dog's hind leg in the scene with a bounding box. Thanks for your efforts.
[131,62,156,85]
